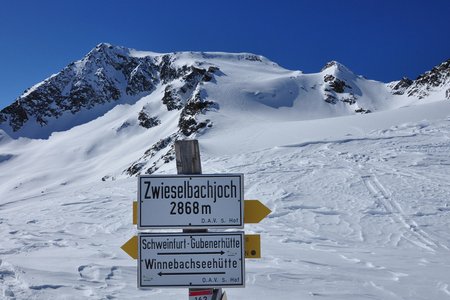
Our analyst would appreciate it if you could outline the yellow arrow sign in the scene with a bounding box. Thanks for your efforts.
[121,235,138,259]
[121,234,261,259]
[244,200,271,224]
[132,200,271,225]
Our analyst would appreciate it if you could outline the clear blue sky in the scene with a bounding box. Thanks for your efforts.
[1,0,449,109]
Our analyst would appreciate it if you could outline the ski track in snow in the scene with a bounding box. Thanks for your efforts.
[361,173,441,252]
[1,117,450,299]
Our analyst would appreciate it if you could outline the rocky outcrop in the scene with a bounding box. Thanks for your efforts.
[322,73,356,105]
[125,134,176,176]
[138,110,160,129]
[389,59,450,99]
[324,74,351,93]
[414,59,450,88]
[0,43,159,132]
[355,107,371,114]
[162,85,184,111]
[178,91,216,136]
[161,65,218,112]
[390,77,413,95]
[1,102,29,130]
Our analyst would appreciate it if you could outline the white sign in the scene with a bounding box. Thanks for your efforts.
[138,174,244,229]
[138,232,245,288]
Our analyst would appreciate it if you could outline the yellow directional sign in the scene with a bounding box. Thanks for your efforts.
[132,200,271,225]
[121,235,138,259]
[121,234,261,259]
[244,234,261,258]
[244,200,271,224]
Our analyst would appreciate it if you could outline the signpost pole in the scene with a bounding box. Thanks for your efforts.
[175,140,225,300]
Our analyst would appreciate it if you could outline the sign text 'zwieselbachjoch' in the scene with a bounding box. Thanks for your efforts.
[138,174,244,229]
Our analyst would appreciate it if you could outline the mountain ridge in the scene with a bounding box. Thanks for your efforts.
[0,43,449,177]
[1,43,448,139]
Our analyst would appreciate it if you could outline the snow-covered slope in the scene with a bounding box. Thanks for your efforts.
[0,44,450,299]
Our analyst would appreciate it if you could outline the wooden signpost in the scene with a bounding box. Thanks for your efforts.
[121,140,271,299]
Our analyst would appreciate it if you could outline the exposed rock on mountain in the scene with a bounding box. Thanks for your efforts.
[390,77,414,95]
[390,59,450,99]
[324,74,350,93]
[161,65,218,112]
[138,109,160,129]
[125,134,177,176]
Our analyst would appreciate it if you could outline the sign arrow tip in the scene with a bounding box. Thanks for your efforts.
[121,236,138,259]
[244,200,272,223]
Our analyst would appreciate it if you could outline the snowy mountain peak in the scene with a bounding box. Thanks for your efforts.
[321,60,353,74]
[94,42,114,50]
[0,44,162,137]
[90,42,130,56]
